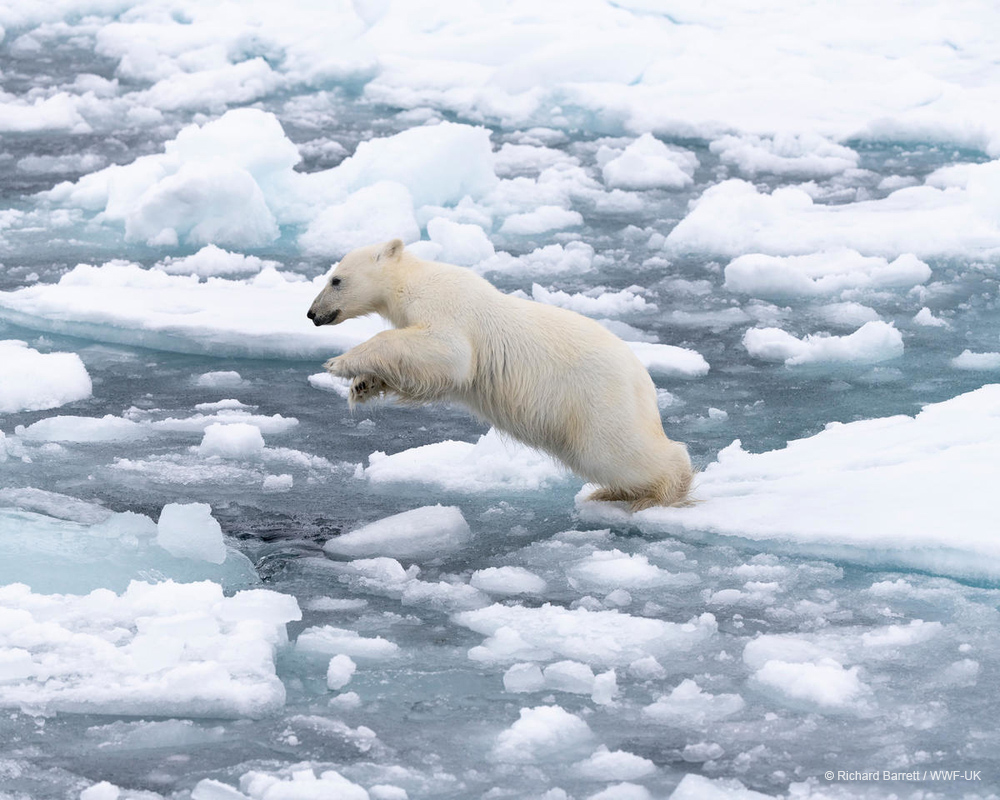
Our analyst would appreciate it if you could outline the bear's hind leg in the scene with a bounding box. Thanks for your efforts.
[587,486,638,504]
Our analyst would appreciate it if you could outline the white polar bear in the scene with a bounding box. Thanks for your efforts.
[307,239,693,509]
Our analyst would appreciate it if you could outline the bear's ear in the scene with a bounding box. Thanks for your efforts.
[376,238,404,262]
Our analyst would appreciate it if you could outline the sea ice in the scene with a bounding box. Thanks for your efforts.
[492,705,594,763]
[666,178,1000,259]
[625,342,710,378]
[709,133,859,178]
[0,262,387,359]
[156,502,227,564]
[724,251,930,299]
[454,603,717,667]
[742,321,903,366]
[579,384,1000,580]
[363,428,567,493]
[196,423,267,459]
[0,506,256,594]
[0,580,300,718]
[324,505,471,560]
[0,340,92,413]
[601,134,698,190]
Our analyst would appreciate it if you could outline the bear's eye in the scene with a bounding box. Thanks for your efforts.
[330,277,341,287]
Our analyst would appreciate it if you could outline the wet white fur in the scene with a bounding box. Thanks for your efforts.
[308,240,692,509]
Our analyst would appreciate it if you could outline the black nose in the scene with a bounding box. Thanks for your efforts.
[307,309,316,320]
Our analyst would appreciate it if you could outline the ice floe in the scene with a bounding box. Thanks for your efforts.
[579,384,1000,580]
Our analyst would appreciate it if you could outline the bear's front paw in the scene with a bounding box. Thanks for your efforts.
[349,374,387,406]
[324,356,353,377]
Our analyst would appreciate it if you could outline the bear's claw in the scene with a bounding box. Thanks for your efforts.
[349,374,386,406]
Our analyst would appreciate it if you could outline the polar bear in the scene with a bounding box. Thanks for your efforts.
[307,239,692,509]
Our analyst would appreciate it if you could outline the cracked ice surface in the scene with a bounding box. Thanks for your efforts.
[2,1,1000,798]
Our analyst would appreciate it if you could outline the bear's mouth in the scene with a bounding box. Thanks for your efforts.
[311,309,340,326]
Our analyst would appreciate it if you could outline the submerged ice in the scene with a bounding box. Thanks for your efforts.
[2,0,1000,798]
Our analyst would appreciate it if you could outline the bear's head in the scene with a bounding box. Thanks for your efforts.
[307,238,404,326]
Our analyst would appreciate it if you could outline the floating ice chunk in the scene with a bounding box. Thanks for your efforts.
[196,423,266,459]
[196,371,247,389]
[330,121,497,208]
[668,775,773,800]
[295,626,399,660]
[17,152,106,174]
[0,92,89,133]
[912,307,950,328]
[455,603,717,667]
[157,245,278,277]
[0,507,255,594]
[262,474,293,493]
[494,143,578,176]
[503,663,545,693]
[194,766,370,800]
[585,784,653,800]
[626,341,710,377]
[0,580,299,718]
[643,679,745,725]
[666,179,1000,258]
[426,217,495,265]
[724,250,930,299]
[492,705,595,763]
[531,284,654,317]
[0,340,92,413]
[80,782,122,800]
[568,550,696,591]
[951,351,1000,370]
[479,242,595,277]
[16,414,148,442]
[742,321,903,366]
[299,181,420,258]
[578,385,1000,581]
[816,302,880,328]
[308,372,352,399]
[0,262,387,359]
[750,658,869,712]
[157,503,227,565]
[601,134,697,190]
[326,654,357,691]
[470,566,547,595]
[324,505,471,560]
[499,205,582,235]
[574,747,656,781]
[0,487,111,524]
[364,429,567,493]
[126,162,280,247]
[710,133,858,178]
